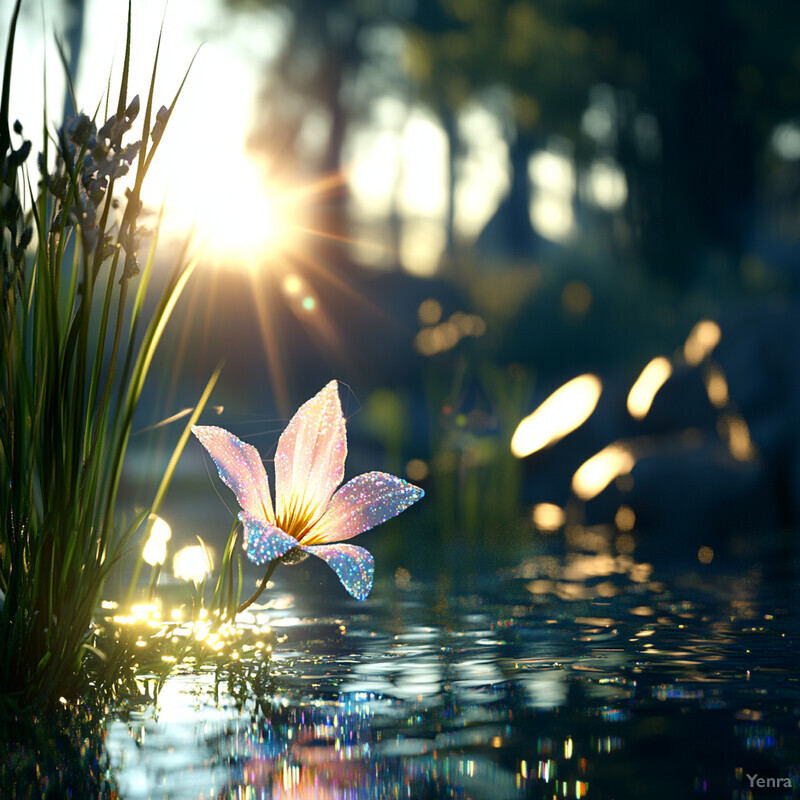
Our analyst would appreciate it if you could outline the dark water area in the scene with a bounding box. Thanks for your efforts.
[99,539,800,800]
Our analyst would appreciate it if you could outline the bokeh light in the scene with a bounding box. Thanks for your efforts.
[684,320,721,366]
[532,503,566,531]
[697,545,714,564]
[572,444,636,501]
[511,375,602,458]
[418,298,443,325]
[718,414,756,462]
[173,543,214,584]
[406,459,430,482]
[704,366,729,408]
[614,505,636,531]
[414,311,486,356]
[142,515,172,567]
[627,356,673,419]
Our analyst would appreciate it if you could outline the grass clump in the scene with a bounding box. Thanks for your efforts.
[0,0,215,709]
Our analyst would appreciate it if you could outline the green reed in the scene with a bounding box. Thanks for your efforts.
[0,0,216,709]
[424,358,531,545]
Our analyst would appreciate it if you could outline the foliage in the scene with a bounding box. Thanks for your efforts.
[227,0,800,287]
[423,353,531,548]
[90,594,276,712]
[401,0,800,281]
[0,0,214,709]
[0,701,116,799]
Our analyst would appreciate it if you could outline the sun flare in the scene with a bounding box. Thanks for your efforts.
[146,145,294,270]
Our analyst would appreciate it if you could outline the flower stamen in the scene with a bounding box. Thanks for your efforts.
[276,493,323,542]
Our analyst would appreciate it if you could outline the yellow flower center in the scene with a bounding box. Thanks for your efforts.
[275,493,323,543]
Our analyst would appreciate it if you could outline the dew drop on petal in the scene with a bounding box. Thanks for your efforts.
[302,543,374,600]
[240,513,298,565]
[192,425,274,521]
[274,381,347,518]
[312,472,424,543]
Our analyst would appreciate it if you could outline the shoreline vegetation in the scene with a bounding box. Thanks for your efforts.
[0,0,220,714]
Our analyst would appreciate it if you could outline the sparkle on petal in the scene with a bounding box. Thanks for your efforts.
[311,472,425,543]
[274,380,346,520]
[302,543,374,600]
[240,513,298,565]
[192,425,274,521]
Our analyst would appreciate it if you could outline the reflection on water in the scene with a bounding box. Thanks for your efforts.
[106,548,800,800]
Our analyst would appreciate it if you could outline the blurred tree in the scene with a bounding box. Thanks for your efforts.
[229,0,800,286]
[226,0,418,248]
[404,0,800,284]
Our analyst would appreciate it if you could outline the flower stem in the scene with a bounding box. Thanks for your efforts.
[237,560,278,614]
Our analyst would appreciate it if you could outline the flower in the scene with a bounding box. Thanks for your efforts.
[192,381,423,600]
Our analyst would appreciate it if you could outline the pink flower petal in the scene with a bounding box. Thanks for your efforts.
[301,543,374,600]
[239,512,298,565]
[192,426,274,521]
[274,381,347,519]
[310,472,424,544]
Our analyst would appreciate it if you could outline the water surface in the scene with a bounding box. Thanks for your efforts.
[106,542,800,799]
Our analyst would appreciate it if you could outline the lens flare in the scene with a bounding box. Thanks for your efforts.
[511,374,602,458]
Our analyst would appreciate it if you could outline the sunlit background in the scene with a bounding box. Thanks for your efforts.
[6,3,800,797]
[4,0,800,583]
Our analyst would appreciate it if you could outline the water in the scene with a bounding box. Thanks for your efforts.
[104,544,800,800]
